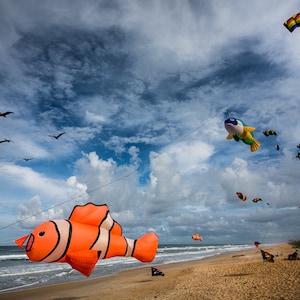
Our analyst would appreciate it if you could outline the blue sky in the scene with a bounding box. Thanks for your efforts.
[0,0,299,245]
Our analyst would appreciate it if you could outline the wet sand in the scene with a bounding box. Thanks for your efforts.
[1,243,299,300]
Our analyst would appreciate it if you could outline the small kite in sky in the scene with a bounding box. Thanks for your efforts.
[297,144,300,149]
[252,198,262,203]
[236,192,247,201]
[296,153,300,160]
[192,233,203,241]
[224,118,260,152]
[15,203,158,276]
[0,111,13,118]
[48,132,65,139]
[263,130,277,136]
[275,144,280,151]
[284,13,300,32]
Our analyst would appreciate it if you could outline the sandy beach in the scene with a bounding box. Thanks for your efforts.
[0,243,299,300]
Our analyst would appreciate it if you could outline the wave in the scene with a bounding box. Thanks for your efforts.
[0,243,253,292]
[0,254,28,261]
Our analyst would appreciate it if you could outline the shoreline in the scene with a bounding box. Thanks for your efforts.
[0,243,299,300]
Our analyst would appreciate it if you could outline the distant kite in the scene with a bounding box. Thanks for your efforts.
[192,233,203,241]
[284,13,300,32]
[297,144,300,149]
[48,132,65,140]
[275,144,280,151]
[0,111,13,118]
[252,198,262,203]
[296,153,300,160]
[224,118,260,152]
[263,130,277,137]
[236,192,247,201]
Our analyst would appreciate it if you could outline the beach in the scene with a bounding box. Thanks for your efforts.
[0,243,299,300]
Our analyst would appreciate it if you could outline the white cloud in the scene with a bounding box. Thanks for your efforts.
[0,0,299,244]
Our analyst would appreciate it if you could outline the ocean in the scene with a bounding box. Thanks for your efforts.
[0,244,252,292]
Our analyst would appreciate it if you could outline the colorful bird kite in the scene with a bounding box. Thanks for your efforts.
[15,203,159,276]
[224,118,260,152]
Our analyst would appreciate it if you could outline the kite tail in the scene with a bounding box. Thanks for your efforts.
[250,139,260,152]
[133,232,158,262]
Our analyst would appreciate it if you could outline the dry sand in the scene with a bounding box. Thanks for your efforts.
[0,243,299,300]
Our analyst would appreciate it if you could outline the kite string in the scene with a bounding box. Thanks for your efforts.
[0,110,219,232]
[0,169,136,231]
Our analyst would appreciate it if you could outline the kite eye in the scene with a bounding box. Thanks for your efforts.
[39,231,45,236]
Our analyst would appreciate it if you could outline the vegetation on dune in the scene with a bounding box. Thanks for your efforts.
[288,240,300,248]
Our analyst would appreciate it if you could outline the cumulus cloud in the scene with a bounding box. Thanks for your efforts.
[0,0,299,244]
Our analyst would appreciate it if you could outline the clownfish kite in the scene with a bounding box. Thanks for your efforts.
[15,203,159,276]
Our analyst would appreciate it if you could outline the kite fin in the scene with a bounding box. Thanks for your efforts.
[132,233,158,263]
[250,139,261,152]
[15,235,29,249]
[66,250,100,277]
[68,203,122,235]
[243,126,256,133]
[226,134,233,140]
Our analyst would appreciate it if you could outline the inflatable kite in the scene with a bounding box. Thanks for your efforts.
[224,118,260,152]
[15,203,159,276]
[253,198,262,203]
[263,130,277,137]
[284,13,300,32]
[236,192,247,201]
[192,233,203,241]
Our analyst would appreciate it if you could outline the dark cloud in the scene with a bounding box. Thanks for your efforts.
[0,0,299,245]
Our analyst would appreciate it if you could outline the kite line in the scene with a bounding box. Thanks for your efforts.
[0,112,218,234]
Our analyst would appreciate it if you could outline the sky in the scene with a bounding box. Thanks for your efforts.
[0,0,299,246]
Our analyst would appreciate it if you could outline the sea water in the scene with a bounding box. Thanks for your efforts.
[0,244,252,292]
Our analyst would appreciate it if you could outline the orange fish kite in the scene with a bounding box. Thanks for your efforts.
[15,203,158,276]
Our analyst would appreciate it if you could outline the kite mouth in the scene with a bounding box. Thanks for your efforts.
[26,234,34,252]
